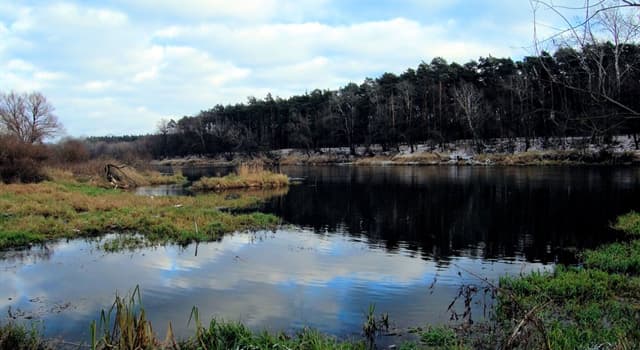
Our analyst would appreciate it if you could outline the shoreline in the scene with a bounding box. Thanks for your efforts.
[153,149,640,167]
[152,135,640,167]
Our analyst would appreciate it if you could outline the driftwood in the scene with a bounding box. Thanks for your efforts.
[104,163,136,188]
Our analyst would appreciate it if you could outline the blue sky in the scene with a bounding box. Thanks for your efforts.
[0,1,561,137]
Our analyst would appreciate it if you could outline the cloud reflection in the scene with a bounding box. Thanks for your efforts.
[0,229,548,341]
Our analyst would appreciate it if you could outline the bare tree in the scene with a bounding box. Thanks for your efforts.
[530,0,640,141]
[156,118,176,158]
[330,83,359,155]
[0,91,62,143]
[453,82,486,151]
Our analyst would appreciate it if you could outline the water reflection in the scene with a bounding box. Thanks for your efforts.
[3,165,638,343]
[0,230,547,342]
[265,166,640,263]
[135,184,191,196]
[155,165,235,181]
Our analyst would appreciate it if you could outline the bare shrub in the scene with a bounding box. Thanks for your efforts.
[0,135,50,183]
[52,138,90,163]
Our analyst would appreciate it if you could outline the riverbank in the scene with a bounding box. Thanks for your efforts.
[483,211,640,349]
[153,136,640,167]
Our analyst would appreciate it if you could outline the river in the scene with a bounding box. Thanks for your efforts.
[1,165,639,344]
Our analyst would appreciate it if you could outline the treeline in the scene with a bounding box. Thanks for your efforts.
[96,44,640,159]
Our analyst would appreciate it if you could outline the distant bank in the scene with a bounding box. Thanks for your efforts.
[153,135,640,167]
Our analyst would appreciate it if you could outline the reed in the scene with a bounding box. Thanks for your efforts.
[191,163,289,191]
[88,287,368,350]
[0,322,49,350]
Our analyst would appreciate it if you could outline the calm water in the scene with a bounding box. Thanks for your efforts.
[2,165,639,343]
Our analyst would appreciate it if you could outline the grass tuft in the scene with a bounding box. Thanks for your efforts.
[191,164,289,191]
[0,322,50,350]
[614,211,640,237]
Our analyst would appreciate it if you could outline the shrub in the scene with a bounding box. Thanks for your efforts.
[0,135,49,183]
[52,138,89,163]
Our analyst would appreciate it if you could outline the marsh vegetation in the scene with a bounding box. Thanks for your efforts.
[191,163,290,191]
[0,166,282,249]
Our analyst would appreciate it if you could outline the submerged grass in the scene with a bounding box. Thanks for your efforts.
[0,179,282,249]
[191,163,289,191]
[0,322,50,350]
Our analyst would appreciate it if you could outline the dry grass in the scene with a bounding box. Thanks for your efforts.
[391,152,445,164]
[44,160,186,188]
[191,164,289,191]
[278,154,346,165]
[353,155,393,165]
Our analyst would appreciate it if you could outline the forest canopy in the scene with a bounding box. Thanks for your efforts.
[117,43,640,159]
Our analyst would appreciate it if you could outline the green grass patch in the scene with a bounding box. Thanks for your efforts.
[614,211,640,237]
[492,210,640,349]
[54,181,116,196]
[419,326,459,347]
[90,287,367,350]
[181,320,367,350]
[0,180,284,249]
[583,240,640,274]
[498,267,640,349]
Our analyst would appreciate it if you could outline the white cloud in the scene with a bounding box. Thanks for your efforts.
[6,59,35,71]
[133,66,159,83]
[0,0,542,136]
[83,80,115,91]
[117,0,331,22]
[33,71,66,81]
[47,3,128,27]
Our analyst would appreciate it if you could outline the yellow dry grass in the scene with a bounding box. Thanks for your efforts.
[191,164,289,191]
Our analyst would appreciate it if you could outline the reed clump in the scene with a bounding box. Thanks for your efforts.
[191,164,289,191]
[88,287,368,350]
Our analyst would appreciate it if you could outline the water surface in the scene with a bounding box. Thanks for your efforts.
[2,165,639,343]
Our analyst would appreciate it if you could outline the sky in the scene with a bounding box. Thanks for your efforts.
[0,0,563,137]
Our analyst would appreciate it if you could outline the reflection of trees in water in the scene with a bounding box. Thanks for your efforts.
[0,245,54,265]
[268,166,640,264]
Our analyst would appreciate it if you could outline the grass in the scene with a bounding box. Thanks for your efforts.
[44,161,187,188]
[191,163,289,191]
[88,287,368,350]
[182,320,367,350]
[614,211,640,236]
[0,178,283,249]
[0,322,50,350]
[583,240,640,274]
[493,211,640,349]
[400,326,466,349]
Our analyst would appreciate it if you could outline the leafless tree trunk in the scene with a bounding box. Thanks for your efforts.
[453,82,486,152]
[331,85,358,155]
